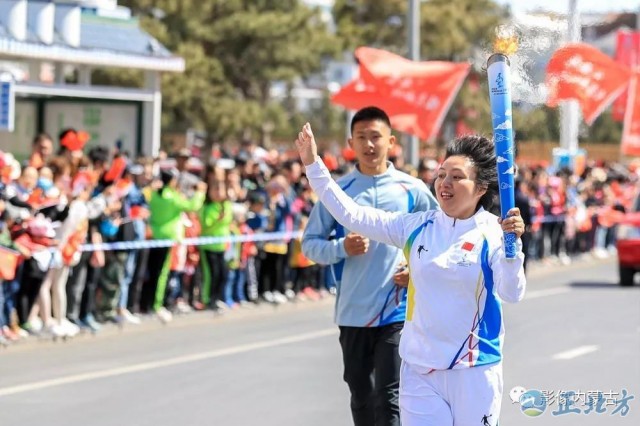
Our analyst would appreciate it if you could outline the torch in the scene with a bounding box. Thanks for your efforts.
[487,35,518,259]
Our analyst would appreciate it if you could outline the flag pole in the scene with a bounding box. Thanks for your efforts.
[407,0,420,167]
[560,0,581,157]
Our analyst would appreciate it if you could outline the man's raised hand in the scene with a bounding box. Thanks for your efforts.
[295,122,318,166]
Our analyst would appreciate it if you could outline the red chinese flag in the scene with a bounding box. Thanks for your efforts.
[461,242,474,251]
[104,156,127,183]
[546,43,633,125]
[0,246,20,281]
[332,47,470,140]
[621,71,640,157]
[613,30,640,122]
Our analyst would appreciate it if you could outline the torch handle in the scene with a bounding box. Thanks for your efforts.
[487,53,517,259]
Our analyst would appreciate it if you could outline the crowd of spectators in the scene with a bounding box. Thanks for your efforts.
[0,130,635,346]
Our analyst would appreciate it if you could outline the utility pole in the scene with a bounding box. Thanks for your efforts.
[559,0,581,154]
[407,0,420,167]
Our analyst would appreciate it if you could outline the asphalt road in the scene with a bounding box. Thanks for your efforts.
[0,257,638,426]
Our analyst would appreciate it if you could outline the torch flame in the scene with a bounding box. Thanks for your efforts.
[493,27,518,56]
[494,35,519,56]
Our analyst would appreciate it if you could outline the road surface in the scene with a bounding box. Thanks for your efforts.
[0,257,638,425]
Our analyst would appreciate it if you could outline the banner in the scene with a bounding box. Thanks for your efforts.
[621,71,640,157]
[613,30,640,122]
[331,47,470,140]
[546,43,632,125]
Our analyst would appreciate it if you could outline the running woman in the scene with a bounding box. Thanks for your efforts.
[296,123,526,426]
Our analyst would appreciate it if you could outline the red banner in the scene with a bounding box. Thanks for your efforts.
[613,30,640,122]
[621,71,640,156]
[331,47,470,140]
[546,43,632,125]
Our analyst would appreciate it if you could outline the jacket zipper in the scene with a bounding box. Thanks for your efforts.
[373,176,378,208]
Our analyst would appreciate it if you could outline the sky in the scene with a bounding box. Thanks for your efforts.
[495,0,638,14]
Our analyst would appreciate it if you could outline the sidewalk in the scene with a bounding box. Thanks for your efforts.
[2,255,618,352]
[1,296,336,353]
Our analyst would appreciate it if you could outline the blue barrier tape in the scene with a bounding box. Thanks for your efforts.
[536,215,566,224]
[80,231,303,252]
[76,211,609,252]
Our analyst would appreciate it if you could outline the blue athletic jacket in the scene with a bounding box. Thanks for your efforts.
[302,162,438,327]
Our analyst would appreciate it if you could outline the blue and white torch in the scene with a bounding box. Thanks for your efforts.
[487,49,517,259]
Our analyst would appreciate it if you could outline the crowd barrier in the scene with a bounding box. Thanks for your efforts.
[79,231,304,252]
[2,207,626,258]
[77,207,633,253]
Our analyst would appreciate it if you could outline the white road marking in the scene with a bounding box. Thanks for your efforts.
[552,345,600,360]
[0,328,337,397]
[524,287,571,300]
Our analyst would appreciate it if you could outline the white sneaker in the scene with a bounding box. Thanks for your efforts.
[156,307,173,323]
[120,309,141,325]
[15,327,30,338]
[61,319,80,337]
[48,324,66,338]
[593,248,609,259]
[284,289,296,300]
[262,291,275,303]
[559,253,571,265]
[30,317,43,332]
[175,301,193,314]
[272,291,288,304]
[215,300,229,311]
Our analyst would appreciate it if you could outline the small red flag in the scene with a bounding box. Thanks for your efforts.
[104,156,128,183]
[461,242,474,251]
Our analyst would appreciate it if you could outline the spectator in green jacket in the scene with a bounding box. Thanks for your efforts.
[199,176,233,313]
[143,168,205,322]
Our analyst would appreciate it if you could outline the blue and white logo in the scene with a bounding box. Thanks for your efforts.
[519,389,547,417]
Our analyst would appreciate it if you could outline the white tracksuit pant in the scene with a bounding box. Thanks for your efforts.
[400,361,503,426]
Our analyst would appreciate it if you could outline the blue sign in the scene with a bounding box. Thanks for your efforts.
[0,79,15,132]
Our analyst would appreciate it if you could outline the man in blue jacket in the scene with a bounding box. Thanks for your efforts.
[302,107,438,426]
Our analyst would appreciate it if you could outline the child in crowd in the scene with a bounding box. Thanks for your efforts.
[199,176,233,312]
[289,181,320,301]
[223,203,257,308]
[0,194,30,343]
[96,195,125,324]
[245,191,268,302]
[260,176,292,304]
[183,211,202,310]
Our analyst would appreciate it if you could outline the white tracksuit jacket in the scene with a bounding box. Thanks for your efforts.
[305,158,526,373]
